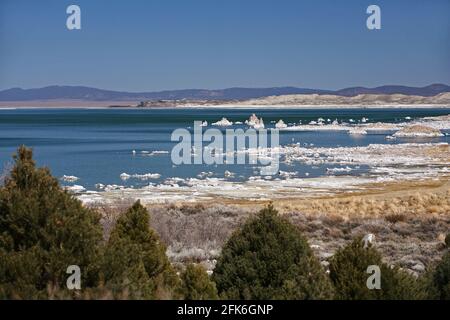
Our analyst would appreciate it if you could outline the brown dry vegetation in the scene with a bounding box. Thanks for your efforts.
[274,180,450,218]
[395,124,442,135]
[94,178,450,276]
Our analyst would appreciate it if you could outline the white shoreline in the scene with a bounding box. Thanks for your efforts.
[0,104,450,110]
[73,142,450,205]
[159,104,450,109]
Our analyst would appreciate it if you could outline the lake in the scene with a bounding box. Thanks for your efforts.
[0,108,449,192]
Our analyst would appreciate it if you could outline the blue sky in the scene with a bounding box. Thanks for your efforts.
[0,0,449,91]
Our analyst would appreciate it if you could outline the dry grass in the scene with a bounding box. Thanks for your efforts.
[90,198,135,240]
[274,180,450,219]
[425,143,450,159]
[95,179,450,275]
[384,213,407,224]
[396,124,442,134]
[149,204,252,268]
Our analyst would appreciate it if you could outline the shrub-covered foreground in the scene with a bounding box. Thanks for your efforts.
[0,147,448,299]
[212,204,335,299]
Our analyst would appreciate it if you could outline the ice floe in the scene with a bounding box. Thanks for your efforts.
[348,128,367,135]
[245,114,259,126]
[197,171,214,179]
[253,118,265,130]
[245,114,265,129]
[140,150,169,156]
[212,117,233,126]
[326,166,353,173]
[224,170,235,178]
[65,185,86,193]
[120,172,162,181]
[275,119,288,129]
[61,175,79,182]
[278,170,298,178]
[277,113,450,134]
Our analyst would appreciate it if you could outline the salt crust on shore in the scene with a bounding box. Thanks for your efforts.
[280,114,450,134]
[76,142,450,204]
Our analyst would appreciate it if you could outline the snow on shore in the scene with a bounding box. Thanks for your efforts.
[61,175,79,182]
[120,172,161,181]
[64,112,450,204]
[212,117,233,126]
[393,125,443,137]
[279,114,449,136]
[75,142,450,204]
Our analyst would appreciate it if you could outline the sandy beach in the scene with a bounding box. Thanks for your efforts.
[1,91,449,109]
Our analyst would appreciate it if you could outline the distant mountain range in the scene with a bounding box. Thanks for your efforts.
[0,84,449,101]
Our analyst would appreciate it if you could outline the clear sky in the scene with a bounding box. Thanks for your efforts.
[0,0,449,91]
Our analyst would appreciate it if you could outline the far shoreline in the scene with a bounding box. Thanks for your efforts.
[1,101,450,110]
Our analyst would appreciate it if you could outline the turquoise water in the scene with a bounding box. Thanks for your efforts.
[0,108,449,190]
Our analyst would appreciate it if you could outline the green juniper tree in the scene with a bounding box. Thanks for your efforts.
[0,146,102,299]
[212,204,334,300]
[180,263,218,300]
[426,251,450,300]
[329,238,427,300]
[101,201,180,299]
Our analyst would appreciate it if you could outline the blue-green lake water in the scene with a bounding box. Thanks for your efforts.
[0,108,449,190]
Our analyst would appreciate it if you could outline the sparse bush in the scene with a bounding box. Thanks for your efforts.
[180,264,218,300]
[212,204,334,300]
[0,146,102,299]
[445,234,450,248]
[329,238,427,300]
[385,213,406,224]
[149,205,248,264]
[101,201,180,299]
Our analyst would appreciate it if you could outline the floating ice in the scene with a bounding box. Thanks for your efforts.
[245,114,265,129]
[245,114,259,126]
[197,171,214,178]
[120,172,161,181]
[61,175,79,182]
[212,117,233,126]
[326,166,353,173]
[348,128,367,135]
[275,119,287,129]
[65,185,86,193]
[278,170,298,178]
[224,170,235,178]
